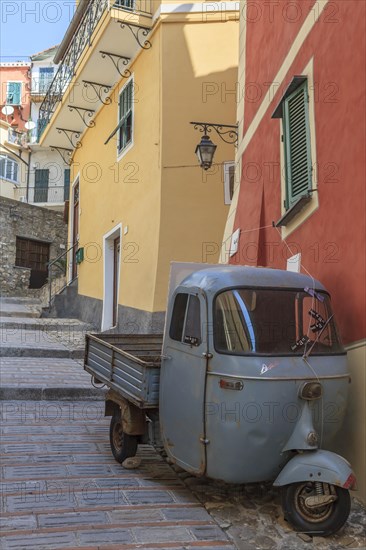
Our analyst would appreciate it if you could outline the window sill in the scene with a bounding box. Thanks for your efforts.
[275,193,312,227]
[117,141,133,162]
[1,177,19,185]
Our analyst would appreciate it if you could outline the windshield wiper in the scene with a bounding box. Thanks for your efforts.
[303,314,334,360]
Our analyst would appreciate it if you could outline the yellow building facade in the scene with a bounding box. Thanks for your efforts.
[39,1,239,330]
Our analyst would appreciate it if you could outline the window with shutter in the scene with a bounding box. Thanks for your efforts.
[6,82,22,105]
[34,169,49,202]
[64,169,71,201]
[118,80,133,153]
[283,81,312,209]
[104,77,134,154]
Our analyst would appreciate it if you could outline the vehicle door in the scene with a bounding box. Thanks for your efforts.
[159,289,208,474]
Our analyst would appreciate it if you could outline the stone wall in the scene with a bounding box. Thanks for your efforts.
[0,196,68,297]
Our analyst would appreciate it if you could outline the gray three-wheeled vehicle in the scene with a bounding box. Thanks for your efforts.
[84,265,356,536]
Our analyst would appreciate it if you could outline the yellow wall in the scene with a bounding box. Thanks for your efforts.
[70,13,239,314]
[71,26,162,313]
[155,19,238,311]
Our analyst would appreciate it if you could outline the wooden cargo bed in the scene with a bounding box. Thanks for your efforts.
[84,333,163,409]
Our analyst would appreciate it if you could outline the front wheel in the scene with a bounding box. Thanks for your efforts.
[281,482,351,536]
[109,410,138,464]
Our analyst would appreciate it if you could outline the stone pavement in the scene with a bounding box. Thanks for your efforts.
[173,470,366,550]
[0,358,104,401]
[0,400,233,550]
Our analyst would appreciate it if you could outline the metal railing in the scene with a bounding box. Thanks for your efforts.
[48,243,78,308]
[38,0,152,141]
[31,76,55,96]
[7,128,28,147]
[16,186,67,204]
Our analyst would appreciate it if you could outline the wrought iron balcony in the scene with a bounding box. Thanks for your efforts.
[7,128,28,147]
[16,186,67,204]
[31,76,55,96]
[38,0,153,142]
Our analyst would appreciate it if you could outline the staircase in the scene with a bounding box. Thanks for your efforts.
[0,296,88,359]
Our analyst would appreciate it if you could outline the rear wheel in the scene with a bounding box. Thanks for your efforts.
[281,482,351,536]
[109,410,138,463]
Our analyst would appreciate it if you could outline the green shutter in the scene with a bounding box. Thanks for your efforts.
[34,169,49,202]
[118,80,133,152]
[283,82,312,208]
[7,82,21,105]
[64,169,71,201]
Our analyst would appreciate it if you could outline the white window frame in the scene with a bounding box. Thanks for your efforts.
[279,58,319,238]
[0,154,19,183]
[38,67,54,94]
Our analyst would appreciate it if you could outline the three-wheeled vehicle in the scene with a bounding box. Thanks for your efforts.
[84,265,356,536]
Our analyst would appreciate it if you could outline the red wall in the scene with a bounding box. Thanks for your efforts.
[232,0,366,345]
[0,65,31,131]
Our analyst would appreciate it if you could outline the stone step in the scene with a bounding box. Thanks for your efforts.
[0,358,104,401]
[0,316,92,332]
[0,302,42,319]
[0,296,42,304]
[0,346,84,359]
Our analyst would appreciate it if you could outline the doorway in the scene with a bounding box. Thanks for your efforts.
[101,224,122,332]
[113,236,120,327]
[15,237,50,288]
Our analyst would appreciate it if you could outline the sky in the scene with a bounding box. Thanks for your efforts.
[1,1,75,61]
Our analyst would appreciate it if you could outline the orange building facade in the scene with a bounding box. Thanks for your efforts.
[0,62,31,131]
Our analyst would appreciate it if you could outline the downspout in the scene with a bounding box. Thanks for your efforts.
[26,150,31,203]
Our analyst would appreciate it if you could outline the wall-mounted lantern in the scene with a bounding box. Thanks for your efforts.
[190,121,238,170]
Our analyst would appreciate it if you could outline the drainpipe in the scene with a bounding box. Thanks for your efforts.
[26,150,31,203]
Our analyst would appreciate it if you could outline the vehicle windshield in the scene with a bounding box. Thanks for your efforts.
[214,288,344,355]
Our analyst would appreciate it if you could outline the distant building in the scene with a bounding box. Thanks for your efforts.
[0,61,31,131]
[0,49,70,211]
[27,46,70,211]
[0,119,29,201]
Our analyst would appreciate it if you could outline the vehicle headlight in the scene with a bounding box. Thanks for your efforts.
[299,381,323,400]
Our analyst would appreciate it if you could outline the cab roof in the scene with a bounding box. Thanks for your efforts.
[179,266,327,295]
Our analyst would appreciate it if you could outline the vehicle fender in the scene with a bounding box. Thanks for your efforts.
[105,390,146,435]
[273,450,356,489]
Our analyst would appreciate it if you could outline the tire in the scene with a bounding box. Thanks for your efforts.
[281,482,351,536]
[109,410,138,464]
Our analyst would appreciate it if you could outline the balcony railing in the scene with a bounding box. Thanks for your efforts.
[38,0,152,141]
[7,128,28,147]
[31,76,55,96]
[16,186,67,204]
